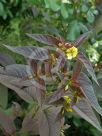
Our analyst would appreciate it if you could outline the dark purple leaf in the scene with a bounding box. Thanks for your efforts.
[74,31,92,47]
[78,72,102,116]
[72,98,102,132]
[48,88,64,104]
[0,74,33,103]
[38,106,62,136]
[38,109,49,136]
[0,64,32,78]
[0,54,15,66]
[24,84,45,106]
[28,59,38,75]
[51,56,65,73]
[22,111,39,135]
[26,33,60,46]
[72,61,82,81]
[78,53,98,84]
[3,45,49,61]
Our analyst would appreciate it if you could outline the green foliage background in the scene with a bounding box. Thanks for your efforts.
[0,0,102,136]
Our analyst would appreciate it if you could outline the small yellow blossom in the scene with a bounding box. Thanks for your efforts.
[63,96,73,112]
[66,46,78,60]
[66,107,73,112]
[63,96,72,103]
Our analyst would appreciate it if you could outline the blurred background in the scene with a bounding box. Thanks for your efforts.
[0,0,102,135]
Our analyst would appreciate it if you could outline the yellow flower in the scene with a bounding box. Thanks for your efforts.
[63,96,72,103]
[66,46,78,60]
[63,96,74,113]
[65,107,73,112]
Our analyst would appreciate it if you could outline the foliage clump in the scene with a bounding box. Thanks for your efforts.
[0,32,102,136]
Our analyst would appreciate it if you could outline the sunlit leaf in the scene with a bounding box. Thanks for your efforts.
[67,20,80,41]
[61,4,68,19]
[44,0,60,11]
[87,10,95,23]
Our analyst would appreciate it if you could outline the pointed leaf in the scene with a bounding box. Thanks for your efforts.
[78,72,102,116]
[26,34,60,46]
[24,85,45,106]
[72,61,82,81]
[0,64,32,78]
[0,74,33,103]
[61,4,68,19]
[48,88,64,104]
[22,112,39,135]
[38,107,62,136]
[75,31,92,47]
[78,53,98,84]
[3,45,49,60]
[38,109,49,136]
[72,98,102,132]
[0,54,15,66]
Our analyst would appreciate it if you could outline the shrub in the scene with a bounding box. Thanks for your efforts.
[0,32,102,136]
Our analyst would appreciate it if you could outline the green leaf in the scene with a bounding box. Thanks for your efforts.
[79,23,88,33]
[77,72,102,116]
[48,0,60,11]
[0,84,8,109]
[44,0,60,11]
[87,10,95,23]
[44,0,50,8]
[0,2,4,16]
[61,4,68,19]
[81,5,88,12]
[73,98,102,132]
[67,21,80,41]
[1,0,6,3]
